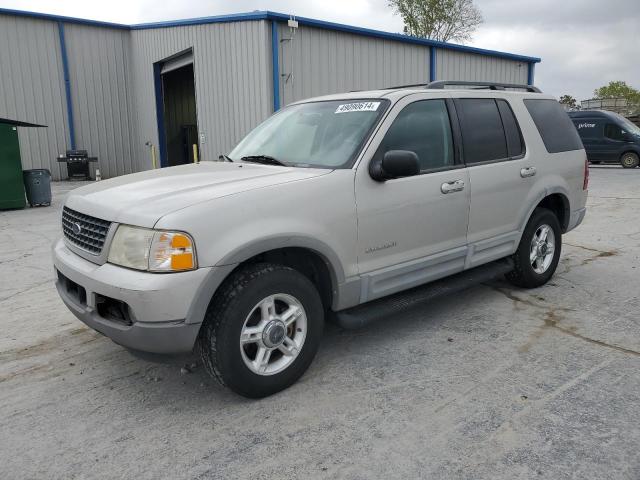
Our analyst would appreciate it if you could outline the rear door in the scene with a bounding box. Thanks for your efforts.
[454,97,529,268]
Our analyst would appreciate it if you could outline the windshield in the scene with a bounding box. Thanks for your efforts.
[229,99,388,168]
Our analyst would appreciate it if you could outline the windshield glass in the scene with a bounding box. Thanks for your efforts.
[229,99,388,168]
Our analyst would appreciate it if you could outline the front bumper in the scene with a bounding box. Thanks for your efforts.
[53,238,212,354]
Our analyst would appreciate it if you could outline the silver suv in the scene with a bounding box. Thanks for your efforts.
[53,82,588,398]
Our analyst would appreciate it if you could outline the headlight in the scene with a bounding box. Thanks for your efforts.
[107,225,196,272]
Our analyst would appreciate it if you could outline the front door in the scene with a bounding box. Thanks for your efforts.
[354,95,470,302]
[603,122,628,162]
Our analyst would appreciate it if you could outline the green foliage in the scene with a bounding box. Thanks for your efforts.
[388,0,483,43]
[594,81,640,106]
[558,95,578,108]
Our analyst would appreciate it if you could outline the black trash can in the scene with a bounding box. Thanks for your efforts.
[23,169,52,207]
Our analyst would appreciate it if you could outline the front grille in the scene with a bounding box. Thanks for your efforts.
[62,206,111,255]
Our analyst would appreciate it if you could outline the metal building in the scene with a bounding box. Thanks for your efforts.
[0,8,541,180]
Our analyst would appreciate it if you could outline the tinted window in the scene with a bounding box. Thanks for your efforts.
[524,99,583,153]
[378,99,454,171]
[573,119,601,139]
[605,123,625,141]
[497,99,524,157]
[456,99,508,163]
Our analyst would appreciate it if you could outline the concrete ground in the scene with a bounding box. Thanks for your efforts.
[1,167,639,479]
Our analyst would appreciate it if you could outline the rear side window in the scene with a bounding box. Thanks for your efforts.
[496,99,524,157]
[524,99,583,153]
[456,99,508,164]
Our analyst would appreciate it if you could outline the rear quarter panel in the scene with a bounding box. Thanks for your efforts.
[510,97,587,235]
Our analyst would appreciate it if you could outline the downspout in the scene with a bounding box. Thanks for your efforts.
[429,46,437,82]
[271,20,280,111]
[527,63,535,85]
[57,21,76,150]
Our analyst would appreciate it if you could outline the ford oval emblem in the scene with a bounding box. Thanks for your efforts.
[72,222,82,235]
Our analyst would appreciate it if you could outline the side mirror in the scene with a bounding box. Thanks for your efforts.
[370,150,420,181]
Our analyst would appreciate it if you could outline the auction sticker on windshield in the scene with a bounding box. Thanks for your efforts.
[335,102,380,114]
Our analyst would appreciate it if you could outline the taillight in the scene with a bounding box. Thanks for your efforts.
[583,159,589,190]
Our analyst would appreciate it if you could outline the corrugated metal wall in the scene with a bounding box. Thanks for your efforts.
[63,23,138,179]
[129,21,272,166]
[436,49,528,84]
[277,23,430,106]
[0,13,534,181]
[0,15,70,179]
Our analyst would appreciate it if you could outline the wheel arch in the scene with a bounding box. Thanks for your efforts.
[536,191,570,233]
[185,237,345,326]
[518,188,571,240]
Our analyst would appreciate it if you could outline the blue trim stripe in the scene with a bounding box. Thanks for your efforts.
[429,46,437,82]
[0,7,541,64]
[271,20,280,112]
[527,63,535,85]
[57,21,76,150]
[153,63,168,167]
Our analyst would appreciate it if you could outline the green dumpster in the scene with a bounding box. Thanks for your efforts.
[0,118,47,210]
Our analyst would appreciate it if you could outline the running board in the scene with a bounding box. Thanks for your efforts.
[333,259,513,330]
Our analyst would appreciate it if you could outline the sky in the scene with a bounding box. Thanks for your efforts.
[1,0,638,101]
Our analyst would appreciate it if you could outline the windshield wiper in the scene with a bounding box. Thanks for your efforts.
[219,154,233,162]
[240,155,288,166]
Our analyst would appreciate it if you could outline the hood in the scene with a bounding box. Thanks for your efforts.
[65,162,331,227]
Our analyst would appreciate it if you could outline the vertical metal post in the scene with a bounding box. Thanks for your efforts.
[57,21,76,150]
[527,63,535,85]
[271,20,280,111]
[192,144,199,163]
[429,46,437,82]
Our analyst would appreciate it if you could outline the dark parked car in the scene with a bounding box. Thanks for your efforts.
[568,110,640,168]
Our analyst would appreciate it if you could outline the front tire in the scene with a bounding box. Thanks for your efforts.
[506,208,562,288]
[199,263,324,398]
[620,152,639,168]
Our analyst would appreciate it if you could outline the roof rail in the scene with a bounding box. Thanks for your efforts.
[382,83,432,90]
[426,80,541,93]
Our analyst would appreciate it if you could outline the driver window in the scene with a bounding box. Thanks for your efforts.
[377,99,454,171]
[604,123,625,141]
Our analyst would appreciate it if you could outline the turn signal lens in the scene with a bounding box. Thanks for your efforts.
[149,232,196,272]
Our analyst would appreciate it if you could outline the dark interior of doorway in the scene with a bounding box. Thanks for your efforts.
[162,64,198,166]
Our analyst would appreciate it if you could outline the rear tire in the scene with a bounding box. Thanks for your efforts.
[620,152,639,168]
[506,208,561,288]
[198,263,324,398]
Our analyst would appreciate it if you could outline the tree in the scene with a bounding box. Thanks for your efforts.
[559,95,578,109]
[389,0,483,43]
[594,81,640,107]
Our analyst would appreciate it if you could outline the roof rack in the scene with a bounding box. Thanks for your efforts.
[381,80,541,93]
[382,83,432,90]
[425,80,541,93]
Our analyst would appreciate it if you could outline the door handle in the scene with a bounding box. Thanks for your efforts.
[520,166,537,178]
[441,180,465,194]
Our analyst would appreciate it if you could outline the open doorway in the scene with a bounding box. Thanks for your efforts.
[155,51,199,167]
